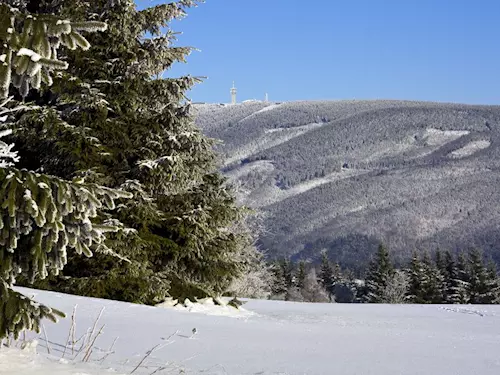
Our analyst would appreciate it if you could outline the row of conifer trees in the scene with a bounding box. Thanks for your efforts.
[270,246,500,304]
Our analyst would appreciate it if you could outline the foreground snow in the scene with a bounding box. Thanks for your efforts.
[3,287,500,374]
[0,344,121,375]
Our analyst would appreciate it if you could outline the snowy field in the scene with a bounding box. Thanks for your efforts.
[3,287,500,375]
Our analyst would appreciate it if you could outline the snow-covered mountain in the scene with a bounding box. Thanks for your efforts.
[4,287,500,374]
[194,100,500,270]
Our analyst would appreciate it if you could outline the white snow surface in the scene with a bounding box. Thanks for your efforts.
[420,128,469,146]
[156,297,255,318]
[3,287,500,374]
[1,344,120,375]
[448,139,491,158]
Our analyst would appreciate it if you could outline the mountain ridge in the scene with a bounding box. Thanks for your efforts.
[194,100,500,272]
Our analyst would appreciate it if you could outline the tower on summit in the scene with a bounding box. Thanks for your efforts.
[230,81,237,105]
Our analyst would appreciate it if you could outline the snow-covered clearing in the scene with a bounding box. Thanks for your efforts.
[419,128,469,146]
[236,103,281,123]
[248,168,370,208]
[448,139,491,159]
[225,123,324,166]
[254,103,281,114]
[362,128,471,164]
[263,123,323,134]
[3,287,500,375]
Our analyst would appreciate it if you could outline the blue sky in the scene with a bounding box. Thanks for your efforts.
[138,0,500,104]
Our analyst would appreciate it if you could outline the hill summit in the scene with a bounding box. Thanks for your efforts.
[194,100,500,272]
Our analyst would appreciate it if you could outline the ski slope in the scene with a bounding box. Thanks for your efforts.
[3,287,500,374]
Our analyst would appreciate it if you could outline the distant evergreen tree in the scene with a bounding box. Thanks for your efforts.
[455,252,471,303]
[435,249,445,273]
[318,250,334,299]
[270,260,287,297]
[434,249,449,302]
[332,262,342,284]
[406,252,425,303]
[281,258,294,289]
[271,261,287,296]
[407,251,445,304]
[443,250,462,304]
[421,252,444,303]
[364,244,394,303]
[435,249,451,303]
[297,260,306,289]
[269,258,296,300]
[467,249,499,304]
[485,261,500,304]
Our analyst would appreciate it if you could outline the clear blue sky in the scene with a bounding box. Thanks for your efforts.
[138,0,500,105]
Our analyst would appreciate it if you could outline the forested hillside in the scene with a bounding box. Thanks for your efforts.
[195,100,500,272]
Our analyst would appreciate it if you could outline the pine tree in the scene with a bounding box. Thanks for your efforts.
[420,252,444,303]
[454,252,471,303]
[364,244,394,303]
[332,262,342,285]
[439,250,451,302]
[485,261,500,304]
[467,249,499,304]
[0,2,130,340]
[318,250,334,298]
[11,0,256,302]
[297,260,306,290]
[406,251,445,304]
[406,252,425,303]
[435,249,445,272]
[281,257,294,290]
[435,249,449,302]
[443,250,462,304]
[270,260,287,297]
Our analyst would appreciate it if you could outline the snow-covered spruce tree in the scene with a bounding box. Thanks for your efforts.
[434,249,449,302]
[420,252,444,304]
[297,260,306,289]
[381,270,409,304]
[454,252,471,303]
[364,244,394,303]
[443,250,461,304]
[0,3,130,340]
[485,261,500,304]
[405,252,444,304]
[270,258,295,300]
[406,252,424,303]
[318,250,334,299]
[270,260,288,299]
[11,0,255,303]
[467,249,499,304]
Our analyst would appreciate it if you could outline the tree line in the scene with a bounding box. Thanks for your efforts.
[270,245,500,304]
